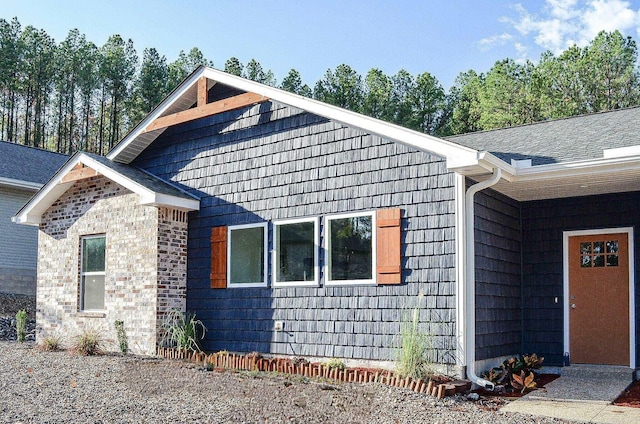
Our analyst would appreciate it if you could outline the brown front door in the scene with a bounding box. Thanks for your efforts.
[569,233,629,365]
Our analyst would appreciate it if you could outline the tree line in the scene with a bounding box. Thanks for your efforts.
[1,16,639,156]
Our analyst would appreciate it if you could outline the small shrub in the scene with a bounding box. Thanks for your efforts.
[73,330,102,356]
[15,309,27,343]
[482,353,545,390]
[40,335,62,351]
[396,294,432,379]
[160,310,207,352]
[114,320,128,355]
[324,358,346,370]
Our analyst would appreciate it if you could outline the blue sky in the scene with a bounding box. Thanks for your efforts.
[2,0,640,89]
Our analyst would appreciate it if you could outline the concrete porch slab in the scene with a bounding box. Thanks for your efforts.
[500,365,640,423]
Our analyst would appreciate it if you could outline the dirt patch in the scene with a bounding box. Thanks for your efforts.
[614,380,640,407]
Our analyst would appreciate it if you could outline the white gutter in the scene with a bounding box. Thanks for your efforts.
[464,167,502,390]
[0,176,42,191]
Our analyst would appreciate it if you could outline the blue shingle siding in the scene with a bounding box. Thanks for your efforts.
[521,191,640,366]
[473,186,522,361]
[132,101,458,363]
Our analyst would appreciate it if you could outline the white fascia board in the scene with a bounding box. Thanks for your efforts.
[108,66,479,165]
[0,177,42,191]
[107,70,204,162]
[468,151,640,183]
[507,155,640,181]
[143,193,200,211]
[80,155,200,211]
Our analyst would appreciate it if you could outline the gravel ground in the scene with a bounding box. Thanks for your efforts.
[0,341,578,424]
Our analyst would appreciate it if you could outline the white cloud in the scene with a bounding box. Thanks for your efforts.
[482,0,640,59]
[478,33,514,51]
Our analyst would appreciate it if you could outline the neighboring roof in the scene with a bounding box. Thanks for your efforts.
[447,107,640,166]
[107,66,478,168]
[14,152,200,226]
[0,141,68,189]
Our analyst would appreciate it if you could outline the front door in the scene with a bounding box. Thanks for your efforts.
[568,232,629,365]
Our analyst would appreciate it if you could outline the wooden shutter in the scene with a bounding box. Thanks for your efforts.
[210,226,227,289]
[376,208,401,285]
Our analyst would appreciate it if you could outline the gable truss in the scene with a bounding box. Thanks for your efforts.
[143,77,270,134]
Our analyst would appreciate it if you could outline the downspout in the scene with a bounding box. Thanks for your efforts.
[465,168,502,390]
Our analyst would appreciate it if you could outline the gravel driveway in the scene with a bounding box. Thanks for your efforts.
[0,341,576,423]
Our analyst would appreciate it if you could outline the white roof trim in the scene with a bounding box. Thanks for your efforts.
[464,151,640,182]
[0,177,42,191]
[13,153,199,226]
[107,67,478,166]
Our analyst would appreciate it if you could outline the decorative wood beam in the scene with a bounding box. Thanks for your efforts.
[60,165,99,183]
[145,92,269,133]
[197,77,208,107]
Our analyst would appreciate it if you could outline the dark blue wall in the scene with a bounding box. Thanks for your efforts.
[474,187,522,361]
[521,191,640,366]
[133,100,459,363]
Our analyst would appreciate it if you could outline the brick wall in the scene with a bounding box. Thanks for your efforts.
[37,175,188,355]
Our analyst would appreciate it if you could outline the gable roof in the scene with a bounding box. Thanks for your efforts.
[447,107,640,166]
[0,141,68,190]
[13,152,199,226]
[106,66,478,168]
[106,67,640,202]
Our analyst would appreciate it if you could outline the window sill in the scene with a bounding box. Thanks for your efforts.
[325,280,377,286]
[77,311,106,318]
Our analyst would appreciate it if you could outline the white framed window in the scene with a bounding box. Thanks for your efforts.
[228,222,268,288]
[80,235,106,311]
[325,211,376,285]
[272,217,319,287]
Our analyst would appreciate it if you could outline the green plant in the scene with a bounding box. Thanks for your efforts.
[161,310,207,352]
[324,358,346,370]
[482,353,545,388]
[114,320,128,355]
[40,335,62,351]
[511,370,537,393]
[15,309,27,343]
[396,294,432,379]
[73,330,102,356]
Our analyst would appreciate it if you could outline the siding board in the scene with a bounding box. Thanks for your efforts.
[133,100,458,364]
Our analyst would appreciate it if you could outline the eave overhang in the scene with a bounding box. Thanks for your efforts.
[0,177,42,191]
[450,151,640,201]
[13,153,200,226]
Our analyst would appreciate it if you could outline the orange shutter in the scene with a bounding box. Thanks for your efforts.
[376,208,401,285]
[210,226,228,289]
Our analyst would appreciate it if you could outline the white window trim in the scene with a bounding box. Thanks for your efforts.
[80,234,106,312]
[272,217,320,287]
[324,211,376,286]
[227,222,268,288]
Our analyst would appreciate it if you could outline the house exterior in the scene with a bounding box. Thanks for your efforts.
[0,141,67,295]
[14,68,640,384]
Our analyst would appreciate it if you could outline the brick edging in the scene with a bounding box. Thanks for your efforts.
[156,347,470,398]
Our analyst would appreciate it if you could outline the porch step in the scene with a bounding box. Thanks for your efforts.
[560,364,634,381]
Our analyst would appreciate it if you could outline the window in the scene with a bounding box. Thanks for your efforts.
[325,212,376,285]
[228,223,268,287]
[80,235,106,310]
[273,218,319,287]
[580,240,619,268]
